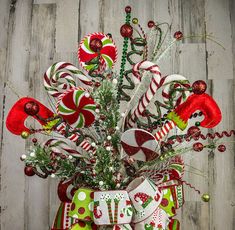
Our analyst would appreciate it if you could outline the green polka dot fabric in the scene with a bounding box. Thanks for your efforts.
[159,188,175,217]
[69,188,94,222]
[70,221,97,230]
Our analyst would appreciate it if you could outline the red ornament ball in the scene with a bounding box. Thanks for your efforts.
[174,31,183,40]
[148,20,155,28]
[125,6,131,13]
[217,144,226,152]
[120,24,133,38]
[24,101,39,116]
[187,126,201,138]
[24,166,35,176]
[193,142,204,152]
[192,80,207,94]
[89,38,103,53]
[32,138,38,143]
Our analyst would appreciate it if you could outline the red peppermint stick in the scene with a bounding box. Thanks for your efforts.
[127,61,190,128]
[154,93,222,141]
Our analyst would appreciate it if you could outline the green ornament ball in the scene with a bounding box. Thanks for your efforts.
[201,193,210,202]
[132,18,138,24]
[21,131,30,139]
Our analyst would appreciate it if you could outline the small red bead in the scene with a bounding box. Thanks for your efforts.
[192,80,207,94]
[90,158,96,163]
[193,142,204,152]
[32,138,37,143]
[217,144,226,152]
[125,6,131,13]
[89,38,103,52]
[148,20,155,28]
[94,82,101,87]
[24,166,35,176]
[120,24,133,38]
[174,31,183,40]
[100,114,106,120]
[24,101,39,116]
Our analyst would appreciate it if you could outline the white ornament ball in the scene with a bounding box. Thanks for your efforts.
[84,92,90,98]
[95,109,100,113]
[107,136,112,140]
[68,155,73,160]
[21,154,27,160]
[115,126,120,131]
[112,79,118,85]
[106,146,111,151]
[51,173,56,178]
[99,181,104,186]
[116,183,121,188]
[91,142,96,147]
[30,152,35,157]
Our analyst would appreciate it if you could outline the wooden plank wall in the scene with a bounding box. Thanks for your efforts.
[0,0,234,229]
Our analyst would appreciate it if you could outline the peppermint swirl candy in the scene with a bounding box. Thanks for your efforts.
[44,62,92,97]
[57,88,96,128]
[78,33,118,73]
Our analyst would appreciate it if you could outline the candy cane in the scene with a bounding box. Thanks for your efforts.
[127,61,190,128]
[43,138,82,158]
[6,97,93,153]
[44,62,92,97]
[154,93,222,141]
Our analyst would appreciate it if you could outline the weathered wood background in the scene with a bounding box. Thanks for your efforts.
[0,0,234,229]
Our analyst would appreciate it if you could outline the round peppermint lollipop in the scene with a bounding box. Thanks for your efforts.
[57,88,96,128]
[78,33,117,74]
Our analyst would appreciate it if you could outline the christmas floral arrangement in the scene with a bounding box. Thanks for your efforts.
[6,6,234,230]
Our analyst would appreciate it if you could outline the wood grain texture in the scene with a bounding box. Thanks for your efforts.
[26,4,56,230]
[0,0,234,229]
[0,0,33,229]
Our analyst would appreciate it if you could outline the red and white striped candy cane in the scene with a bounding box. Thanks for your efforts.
[55,122,93,152]
[43,138,83,158]
[127,61,161,128]
[44,62,92,97]
[127,61,190,128]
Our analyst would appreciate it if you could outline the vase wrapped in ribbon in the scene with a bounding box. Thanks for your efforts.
[93,190,133,226]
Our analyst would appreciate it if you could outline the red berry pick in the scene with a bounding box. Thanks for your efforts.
[24,101,39,116]
[217,144,226,152]
[192,80,207,94]
[174,31,183,40]
[89,38,103,53]
[148,20,155,28]
[120,24,133,38]
[187,126,201,138]
[24,166,35,176]
[125,6,131,13]
[193,142,204,152]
